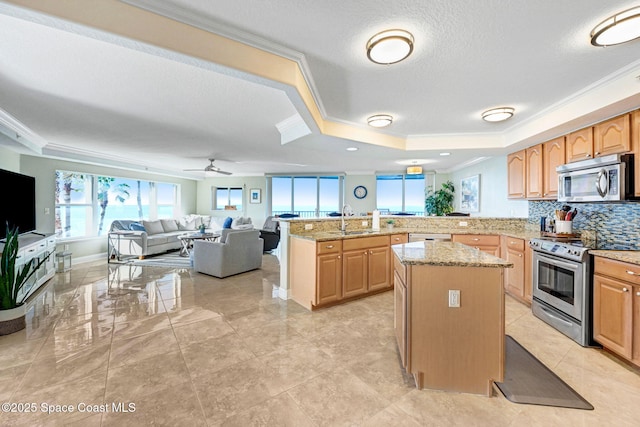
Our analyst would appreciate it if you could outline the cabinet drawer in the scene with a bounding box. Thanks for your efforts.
[343,235,390,251]
[393,254,406,284]
[594,256,640,286]
[504,237,525,252]
[390,233,409,245]
[317,240,342,255]
[452,234,500,247]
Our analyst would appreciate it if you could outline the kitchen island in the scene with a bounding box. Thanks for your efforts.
[393,240,512,396]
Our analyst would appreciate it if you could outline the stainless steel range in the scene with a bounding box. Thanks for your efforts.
[529,237,597,347]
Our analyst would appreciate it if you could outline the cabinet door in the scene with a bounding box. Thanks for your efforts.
[594,114,631,157]
[542,137,565,199]
[523,245,533,303]
[593,274,632,358]
[316,253,342,305]
[633,110,640,197]
[566,127,594,162]
[505,248,525,299]
[394,271,407,368]
[525,144,543,198]
[507,150,526,199]
[368,246,391,291]
[342,249,368,298]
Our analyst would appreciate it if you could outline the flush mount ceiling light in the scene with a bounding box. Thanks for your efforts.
[367,114,393,128]
[481,107,515,122]
[591,6,640,46]
[366,29,414,64]
[346,147,358,151]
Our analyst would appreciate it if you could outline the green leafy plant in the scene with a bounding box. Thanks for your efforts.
[0,225,51,310]
[425,181,455,216]
[386,219,395,225]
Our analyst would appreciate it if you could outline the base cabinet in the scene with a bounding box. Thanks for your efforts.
[593,256,640,366]
[452,234,501,256]
[317,253,342,305]
[501,236,531,304]
[394,270,407,368]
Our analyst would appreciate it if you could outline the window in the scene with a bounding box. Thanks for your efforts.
[213,187,243,211]
[376,173,431,215]
[269,175,342,217]
[55,170,178,239]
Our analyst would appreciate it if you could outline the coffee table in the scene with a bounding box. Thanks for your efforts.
[178,232,220,256]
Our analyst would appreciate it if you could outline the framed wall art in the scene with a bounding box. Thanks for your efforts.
[250,188,261,204]
[460,175,480,212]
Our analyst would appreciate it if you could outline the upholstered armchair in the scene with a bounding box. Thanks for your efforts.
[192,229,263,278]
[259,216,280,252]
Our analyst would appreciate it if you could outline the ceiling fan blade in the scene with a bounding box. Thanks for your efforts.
[214,170,232,175]
[183,168,206,171]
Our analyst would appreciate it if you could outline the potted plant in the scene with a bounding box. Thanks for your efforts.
[0,224,51,335]
[425,181,455,216]
[386,219,395,230]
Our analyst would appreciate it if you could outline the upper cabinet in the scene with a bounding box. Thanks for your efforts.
[542,137,565,199]
[507,150,526,199]
[525,144,543,198]
[508,110,637,200]
[566,127,594,162]
[594,114,631,157]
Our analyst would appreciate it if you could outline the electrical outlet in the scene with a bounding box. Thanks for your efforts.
[448,290,460,308]
[362,221,368,227]
[458,221,468,227]
[304,224,313,230]
[44,208,50,215]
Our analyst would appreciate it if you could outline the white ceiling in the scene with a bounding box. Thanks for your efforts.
[0,0,640,178]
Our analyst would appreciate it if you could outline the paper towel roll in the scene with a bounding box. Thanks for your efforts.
[372,209,380,231]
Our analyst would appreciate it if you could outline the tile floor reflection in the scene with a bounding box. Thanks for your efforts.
[0,253,639,426]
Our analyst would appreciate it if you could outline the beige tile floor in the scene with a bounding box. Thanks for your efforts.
[1,253,639,426]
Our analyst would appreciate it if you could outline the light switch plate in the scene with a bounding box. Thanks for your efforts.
[304,224,313,230]
[448,290,460,308]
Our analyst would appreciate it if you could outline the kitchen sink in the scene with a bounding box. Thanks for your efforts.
[330,230,373,236]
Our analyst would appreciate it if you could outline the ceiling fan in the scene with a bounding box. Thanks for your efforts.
[183,158,232,175]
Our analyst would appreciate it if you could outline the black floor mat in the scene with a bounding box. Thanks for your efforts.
[495,335,593,410]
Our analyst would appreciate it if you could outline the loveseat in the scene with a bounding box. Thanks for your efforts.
[193,229,263,278]
[109,214,254,259]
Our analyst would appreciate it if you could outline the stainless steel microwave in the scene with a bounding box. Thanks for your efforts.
[557,153,635,202]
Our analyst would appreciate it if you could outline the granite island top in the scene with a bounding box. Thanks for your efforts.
[589,250,640,266]
[392,241,514,268]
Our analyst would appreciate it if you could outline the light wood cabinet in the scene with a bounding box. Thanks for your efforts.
[291,235,394,310]
[394,269,408,368]
[452,234,501,256]
[542,136,565,199]
[502,236,526,301]
[523,245,533,303]
[507,150,526,199]
[316,252,342,305]
[525,144,543,198]
[593,256,640,366]
[633,110,640,197]
[566,127,594,162]
[594,114,631,157]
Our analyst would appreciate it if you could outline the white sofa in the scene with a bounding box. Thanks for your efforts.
[109,215,254,259]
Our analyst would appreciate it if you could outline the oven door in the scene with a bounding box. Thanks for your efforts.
[532,251,584,321]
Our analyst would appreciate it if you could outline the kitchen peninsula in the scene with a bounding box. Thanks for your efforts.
[393,241,513,396]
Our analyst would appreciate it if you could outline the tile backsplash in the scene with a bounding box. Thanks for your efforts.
[529,201,640,250]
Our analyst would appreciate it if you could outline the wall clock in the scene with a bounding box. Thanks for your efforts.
[354,185,368,199]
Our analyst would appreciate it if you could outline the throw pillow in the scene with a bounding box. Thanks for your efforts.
[178,218,197,231]
[161,219,179,232]
[129,222,146,232]
[142,220,165,235]
[223,217,233,229]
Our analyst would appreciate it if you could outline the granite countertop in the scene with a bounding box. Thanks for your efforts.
[589,250,640,266]
[392,241,513,268]
[289,227,540,242]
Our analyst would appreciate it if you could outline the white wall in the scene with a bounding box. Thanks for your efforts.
[448,156,528,217]
[0,146,20,172]
[344,174,378,215]
[197,176,268,227]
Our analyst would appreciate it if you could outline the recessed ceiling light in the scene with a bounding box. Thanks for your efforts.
[439,152,451,156]
[591,6,640,46]
[346,147,358,151]
[481,107,515,122]
[367,114,393,128]
[366,29,414,65]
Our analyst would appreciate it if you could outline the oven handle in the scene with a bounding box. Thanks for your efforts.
[538,304,574,327]
[534,252,580,271]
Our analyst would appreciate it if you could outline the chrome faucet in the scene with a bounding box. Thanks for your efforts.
[341,204,351,232]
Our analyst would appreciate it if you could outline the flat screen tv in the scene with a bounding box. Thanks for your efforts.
[0,169,36,240]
